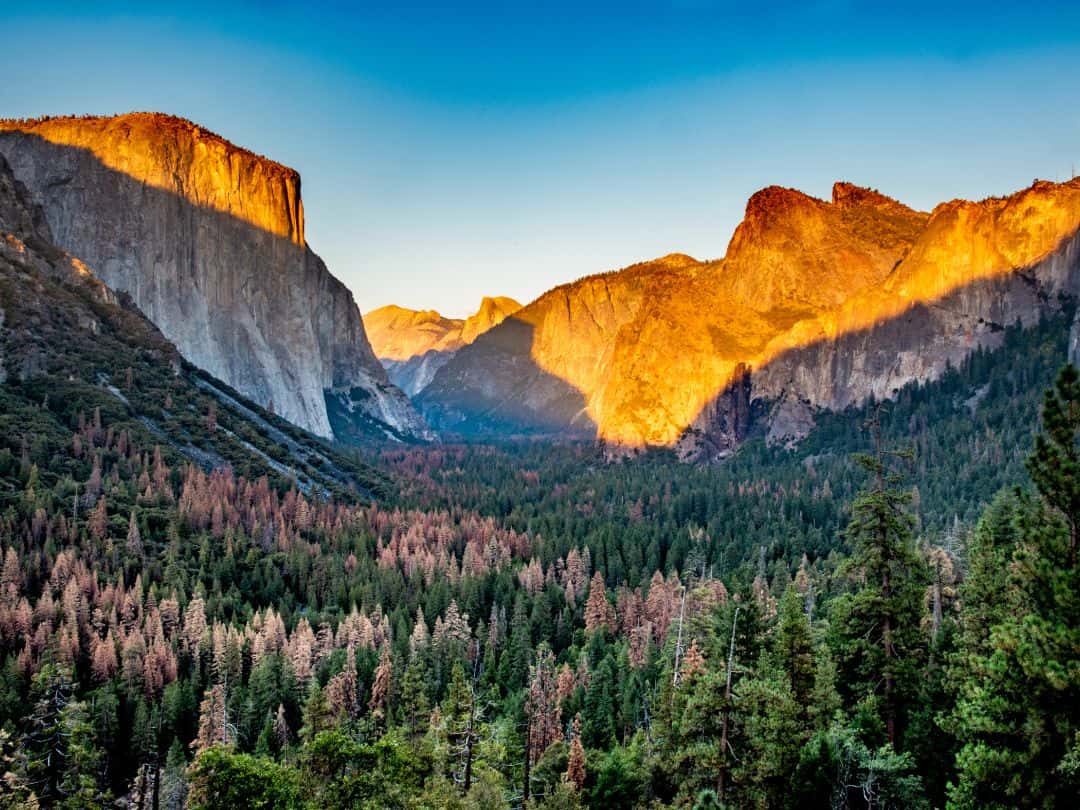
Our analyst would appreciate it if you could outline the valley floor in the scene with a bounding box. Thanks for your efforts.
[0,312,1077,809]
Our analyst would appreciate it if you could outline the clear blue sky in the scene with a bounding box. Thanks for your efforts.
[3,2,1080,317]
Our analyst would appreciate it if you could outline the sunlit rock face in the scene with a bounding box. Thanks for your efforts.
[731,179,1080,455]
[365,296,520,395]
[419,254,701,435]
[0,113,429,441]
[721,183,928,317]
[422,179,1080,456]
[460,296,523,345]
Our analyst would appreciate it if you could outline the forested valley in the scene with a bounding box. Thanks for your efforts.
[1,306,1078,809]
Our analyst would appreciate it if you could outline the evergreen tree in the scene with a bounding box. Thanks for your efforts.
[399,657,432,736]
[830,421,927,748]
[772,585,815,716]
[20,664,76,801]
[300,683,334,744]
[1026,363,1080,565]
[161,738,189,810]
[582,655,617,748]
[368,644,393,722]
[564,714,586,791]
[500,596,533,692]
[949,366,1080,807]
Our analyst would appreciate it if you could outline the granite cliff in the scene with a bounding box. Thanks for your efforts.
[364,296,520,395]
[0,113,429,443]
[0,152,386,495]
[420,179,1080,457]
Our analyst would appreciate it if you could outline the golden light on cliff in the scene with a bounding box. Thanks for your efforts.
[520,177,1080,449]
[0,114,306,246]
[5,112,1080,453]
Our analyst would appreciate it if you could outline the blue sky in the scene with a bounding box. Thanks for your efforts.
[3,2,1080,316]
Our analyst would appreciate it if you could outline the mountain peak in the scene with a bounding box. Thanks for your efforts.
[0,112,298,179]
[742,185,821,222]
[0,112,306,247]
[462,296,522,344]
[0,112,431,442]
[365,294,523,390]
[723,182,927,315]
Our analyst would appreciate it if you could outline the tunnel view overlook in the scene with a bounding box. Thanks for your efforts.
[1,3,1079,809]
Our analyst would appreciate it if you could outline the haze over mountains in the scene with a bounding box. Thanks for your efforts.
[417,178,1080,459]
[364,296,521,395]
[1,112,1079,464]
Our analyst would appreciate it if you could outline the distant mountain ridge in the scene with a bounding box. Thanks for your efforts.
[364,296,521,395]
[0,113,431,444]
[420,178,1080,458]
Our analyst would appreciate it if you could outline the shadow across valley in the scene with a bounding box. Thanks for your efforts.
[686,232,1080,460]
[417,315,597,439]
[416,219,1080,456]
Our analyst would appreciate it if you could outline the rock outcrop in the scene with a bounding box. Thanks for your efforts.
[364,296,520,395]
[420,180,1080,457]
[0,113,430,442]
[0,153,386,495]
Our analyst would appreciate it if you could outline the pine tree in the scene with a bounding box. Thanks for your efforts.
[300,682,333,744]
[831,418,927,748]
[368,644,392,721]
[773,585,815,715]
[126,510,143,557]
[949,366,1080,807]
[584,572,614,634]
[273,703,290,753]
[582,656,617,748]
[325,645,359,721]
[526,645,562,762]
[564,714,586,790]
[442,662,481,792]
[20,664,104,804]
[679,638,705,682]
[500,595,532,691]
[88,497,108,541]
[192,683,230,754]
[1026,363,1080,565]
[399,656,432,736]
[732,670,803,808]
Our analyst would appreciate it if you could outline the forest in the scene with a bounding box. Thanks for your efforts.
[0,309,1077,809]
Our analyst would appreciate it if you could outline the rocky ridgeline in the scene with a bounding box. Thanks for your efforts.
[419,179,1080,459]
[0,113,430,443]
[364,296,521,395]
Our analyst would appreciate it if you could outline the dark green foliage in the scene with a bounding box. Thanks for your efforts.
[1,250,1077,808]
[830,426,927,748]
[948,365,1080,808]
[187,746,303,810]
[1026,363,1080,564]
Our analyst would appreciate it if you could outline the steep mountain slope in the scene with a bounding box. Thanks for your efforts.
[0,113,429,443]
[420,180,1080,456]
[364,296,520,395]
[0,153,387,500]
[419,254,698,434]
[460,295,523,344]
[720,182,928,317]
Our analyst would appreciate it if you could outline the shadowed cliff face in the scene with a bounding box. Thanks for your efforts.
[417,316,595,436]
[422,179,1080,452]
[0,114,430,442]
[364,296,521,395]
[0,153,385,495]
